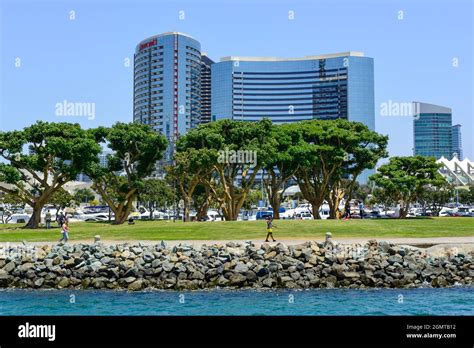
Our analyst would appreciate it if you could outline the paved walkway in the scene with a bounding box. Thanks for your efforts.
[5,236,474,248]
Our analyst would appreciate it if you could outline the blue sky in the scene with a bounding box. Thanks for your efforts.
[1,0,472,159]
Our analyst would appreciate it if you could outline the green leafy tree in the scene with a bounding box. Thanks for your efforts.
[49,188,74,212]
[166,148,214,222]
[338,125,388,218]
[87,122,167,225]
[0,192,24,206]
[418,183,453,216]
[242,189,263,210]
[0,121,101,228]
[177,119,274,221]
[139,178,174,219]
[369,156,446,218]
[73,187,95,204]
[369,185,397,214]
[352,183,372,203]
[458,186,474,205]
[292,119,387,219]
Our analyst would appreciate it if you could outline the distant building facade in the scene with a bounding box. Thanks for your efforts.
[452,124,463,160]
[413,102,453,159]
[200,54,214,124]
[211,52,375,130]
[76,151,110,182]
[133,32,202,162]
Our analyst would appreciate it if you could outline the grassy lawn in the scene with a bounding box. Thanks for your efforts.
[0,217,473,242]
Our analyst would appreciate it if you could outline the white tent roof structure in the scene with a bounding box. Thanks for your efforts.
[280,185,301,196]
[437,155,473,187]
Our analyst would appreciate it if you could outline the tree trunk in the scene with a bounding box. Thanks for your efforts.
[311,202,321,219]
[399,203,409,219]
[229,193,248,221]
[271,194,281,220]
[295,172,327,220]
[221,193,246,221]
[24,202,44,229]
[328,202,338,219]
[327,191,337,219]
[265,172,283,220]
[149,202,154,220]
[222,202,237,221]
[328,187,345,219]
[112,200,134,225]
[398,208,406,219]
[112,209,127,224]
[183,196,191,222]
[195,199,210,221]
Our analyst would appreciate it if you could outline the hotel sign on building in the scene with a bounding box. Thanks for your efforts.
[139,38,157,51]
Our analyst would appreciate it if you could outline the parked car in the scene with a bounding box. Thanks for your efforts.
[439,209,454,217]
[67,211,109,222]
[365,211,384,219]
[294,212,313,220]
[256,211,273,220]
[140,211,171,220]
[456,206,473,217]
[4,213,30,224]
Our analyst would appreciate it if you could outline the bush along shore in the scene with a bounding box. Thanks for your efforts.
[0,240,472,290]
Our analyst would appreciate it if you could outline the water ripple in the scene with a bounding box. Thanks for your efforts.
[0,287,472,316]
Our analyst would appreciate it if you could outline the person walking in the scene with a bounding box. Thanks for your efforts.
[57,212,65,227]
[264,216,277,242]
[358,201,365,219]
[45,209,52,229]
[58,220,69,244]
[343,205,351,220]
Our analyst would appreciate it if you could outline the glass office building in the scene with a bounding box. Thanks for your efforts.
[452,124,463,160]
[211,52,375,130]
[200,54,214,124]
[413,102,453,159]
[133,32,202,162]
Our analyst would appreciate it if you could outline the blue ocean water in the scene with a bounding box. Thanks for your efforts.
[0,287,472,316]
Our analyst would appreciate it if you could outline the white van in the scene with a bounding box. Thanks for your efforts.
[6,213,31,224]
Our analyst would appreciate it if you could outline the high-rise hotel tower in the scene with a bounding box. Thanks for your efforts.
[211,52,375,130]
[200,53,214,124]
[133,32,208,162]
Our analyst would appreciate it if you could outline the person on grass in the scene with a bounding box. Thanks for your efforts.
[265,216,277,242]
[57,212,65,227]
[358,201,365,219]
[344,205,351,220]
[58,220,69,244]
[45,209,52,229]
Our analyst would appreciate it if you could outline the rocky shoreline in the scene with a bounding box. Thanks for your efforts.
[0,240,472,290]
